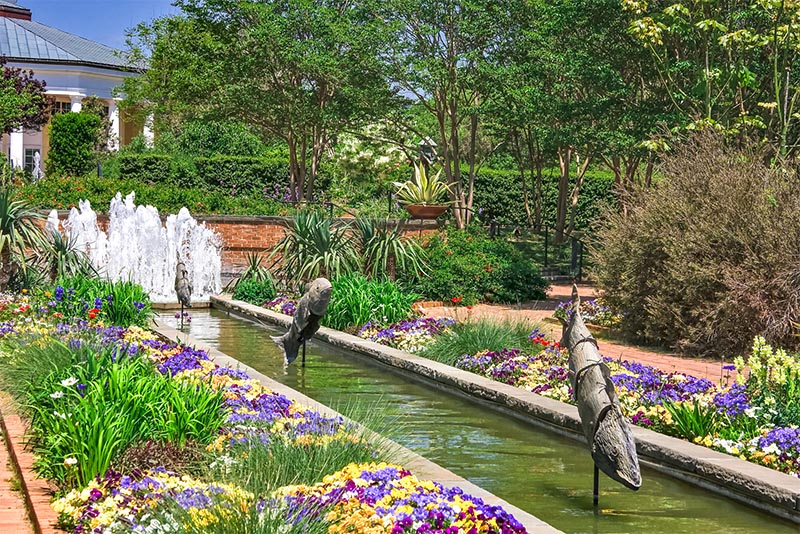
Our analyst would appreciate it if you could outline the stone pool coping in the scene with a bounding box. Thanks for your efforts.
[152,320,560,534]
[210,294,800,524]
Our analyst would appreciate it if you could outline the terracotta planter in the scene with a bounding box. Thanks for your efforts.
[405,204,449,219]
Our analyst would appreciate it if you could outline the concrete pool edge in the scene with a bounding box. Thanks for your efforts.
[152,320,561,534]
[210,294,800,524]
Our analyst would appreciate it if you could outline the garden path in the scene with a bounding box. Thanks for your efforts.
[0,410,33,534]
[421,284,733,385]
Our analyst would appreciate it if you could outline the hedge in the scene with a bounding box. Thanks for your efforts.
[473,168,617,229]
[119,154,172,184]
[116,154,290,195]
[194,156,288,195]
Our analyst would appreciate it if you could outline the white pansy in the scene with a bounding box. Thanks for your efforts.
[61,377,78,387]
[49,391,64,399]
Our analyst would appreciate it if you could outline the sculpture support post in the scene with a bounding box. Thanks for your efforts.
[301,340,307,367]
[593,463,599,508]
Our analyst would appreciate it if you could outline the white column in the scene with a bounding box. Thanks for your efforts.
[143,114,154,148]
[108,101,120,151]
[9,129,23,169]
[70,96,83,113]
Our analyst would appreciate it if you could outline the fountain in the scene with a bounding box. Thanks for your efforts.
[51,192,222,304]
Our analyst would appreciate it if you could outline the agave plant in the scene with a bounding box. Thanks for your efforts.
[0,182,47,289]
[269,211,358,285]
[352,218,426,280]
[393,163,453,205]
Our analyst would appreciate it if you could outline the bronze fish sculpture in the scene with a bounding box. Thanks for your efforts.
[271,277,332,364]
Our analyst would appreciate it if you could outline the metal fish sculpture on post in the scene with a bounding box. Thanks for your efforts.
[271,277,332,366]
[175,258,192,328]
[560,285,641,505]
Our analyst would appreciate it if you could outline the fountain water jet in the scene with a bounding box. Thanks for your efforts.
[53,192,222,303]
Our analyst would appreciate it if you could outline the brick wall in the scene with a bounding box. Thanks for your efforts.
[47,211,440,283]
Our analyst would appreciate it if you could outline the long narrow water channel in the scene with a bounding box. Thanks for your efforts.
[161,308,798,534]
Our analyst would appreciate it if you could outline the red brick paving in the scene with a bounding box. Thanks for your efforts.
[421,283,733,384]
[0,395,59,534]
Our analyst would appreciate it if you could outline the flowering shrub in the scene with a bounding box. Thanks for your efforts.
[553,298,621,328]
[358,317,455,353]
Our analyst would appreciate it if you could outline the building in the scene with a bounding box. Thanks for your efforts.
[0,0,144,172]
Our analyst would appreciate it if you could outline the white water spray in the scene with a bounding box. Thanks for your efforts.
[53,192,222,303]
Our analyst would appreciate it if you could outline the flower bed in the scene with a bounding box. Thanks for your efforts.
[553,298,621,328]
[455,330,800,478]
[358,317,455,353]
[0,286,528,534]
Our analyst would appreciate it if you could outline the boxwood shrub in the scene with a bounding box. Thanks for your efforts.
[401,227,548,304]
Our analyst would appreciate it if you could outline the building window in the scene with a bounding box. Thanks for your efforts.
[52,101,71,115]
[24,148,40,173]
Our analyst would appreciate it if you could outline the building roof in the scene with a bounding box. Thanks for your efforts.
[0,5,128,70]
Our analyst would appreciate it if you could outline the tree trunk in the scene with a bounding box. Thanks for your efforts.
[555,146,571,243]
[567,153,592,237]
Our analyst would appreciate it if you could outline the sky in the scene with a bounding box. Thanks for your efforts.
[20,0,179,49]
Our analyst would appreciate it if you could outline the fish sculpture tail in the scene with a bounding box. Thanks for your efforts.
[271,333,300,364]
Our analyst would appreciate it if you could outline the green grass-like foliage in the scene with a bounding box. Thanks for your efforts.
[661,401,720,441]
[52,275,153,328]
[16,341,226,488]
[422,319,537,366]
[323,273,419,331]
[400,226,548,304]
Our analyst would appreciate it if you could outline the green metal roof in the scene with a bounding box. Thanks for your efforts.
[0,14,127,70]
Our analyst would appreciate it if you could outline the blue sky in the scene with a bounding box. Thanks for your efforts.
[22,0,179,49]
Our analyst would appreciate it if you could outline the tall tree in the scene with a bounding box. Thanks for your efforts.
[121,0,396,201]
[624,0,800,159]
[377,0,515,229]
[0,58,50,135]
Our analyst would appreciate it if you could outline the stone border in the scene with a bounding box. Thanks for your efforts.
[212,294,800,524]
[0,394,60,534]
[152,321,560,534]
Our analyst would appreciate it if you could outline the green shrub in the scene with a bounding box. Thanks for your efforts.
[233,277,276,305]
[119,154,172,183]
[401,227,548,304]
[591,132,800,355]
[177,120,267,157]
[47,112,101,176]
[270,211,359,284]
[323,273,419,331]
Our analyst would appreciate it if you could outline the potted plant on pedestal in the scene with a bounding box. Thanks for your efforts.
[394,163,453,218]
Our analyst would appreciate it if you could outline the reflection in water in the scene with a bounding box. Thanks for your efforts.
[160,309,798,534]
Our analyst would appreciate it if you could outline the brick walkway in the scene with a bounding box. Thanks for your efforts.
[0,402,33,534]
[421,284,732,384]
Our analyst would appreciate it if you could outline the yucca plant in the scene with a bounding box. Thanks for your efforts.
[0,181,47,289]
[353,218,426,280]
[393,163,453,205]
[225,251,273,291]
[42,230,97,281]
[269,211,358,285]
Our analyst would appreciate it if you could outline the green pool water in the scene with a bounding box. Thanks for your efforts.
[161,308,798,534]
